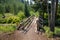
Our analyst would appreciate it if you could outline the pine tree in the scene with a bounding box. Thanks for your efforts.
[24,1,30,17]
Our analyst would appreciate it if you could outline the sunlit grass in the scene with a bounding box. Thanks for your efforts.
[55,27,60,34]
[44,26,60,37]
[44,26,60,34]
[0,25,16,33]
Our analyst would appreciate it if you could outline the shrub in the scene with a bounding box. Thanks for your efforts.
[7,16,20,23]
[44,26,54,38]
[0,13,20,24]
[55,27,60,35]
[17,11,26,20]
[30,11,35,16]
[44,13,48,20]
[35,12,39,17]
[44,26,60,38]
[0,25,16,33]
[0,17,7,24]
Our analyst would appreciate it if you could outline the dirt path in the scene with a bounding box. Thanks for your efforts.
[0,17,58,40]
[14,17,48,40]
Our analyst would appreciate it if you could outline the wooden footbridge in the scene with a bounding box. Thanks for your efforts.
[0,16,49,40]
[17,15,44,33]
[0,0,59,40]
[17,16,35,33]
[0,16,60,40]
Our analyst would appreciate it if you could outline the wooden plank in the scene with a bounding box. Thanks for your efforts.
[17,16,34,30]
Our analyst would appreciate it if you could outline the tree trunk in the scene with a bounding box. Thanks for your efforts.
[48,0,56,32]
[50,0,56,32]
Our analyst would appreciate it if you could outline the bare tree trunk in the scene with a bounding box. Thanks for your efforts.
[48,0,56,32]
[50,0,56,32]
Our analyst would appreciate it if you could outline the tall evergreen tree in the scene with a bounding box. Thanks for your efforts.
[24,1,30,17]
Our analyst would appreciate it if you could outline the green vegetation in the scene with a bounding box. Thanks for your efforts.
[43,12,60,26]
[0,0,36,33]
[55,27,60,35]
[24,2,30,17]
[0,0,24,14]
[44,26,54,38]
[0,0,60,38]
[17,11,26,21]
[44,26,60,38]
[0,25,16,33]
[0,13,20,24]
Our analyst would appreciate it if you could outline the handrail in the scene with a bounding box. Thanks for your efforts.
[17,16,34,30]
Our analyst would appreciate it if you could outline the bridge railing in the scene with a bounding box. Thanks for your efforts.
[17,16,35,31]
[36,16,45,33]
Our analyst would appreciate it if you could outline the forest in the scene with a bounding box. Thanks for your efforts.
[0,0,60,40]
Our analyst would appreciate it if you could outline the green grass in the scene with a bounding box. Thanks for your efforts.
[0,25,16,33]
[55,27,60,34]
[44,26,60,34]
[44,26,60,37]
